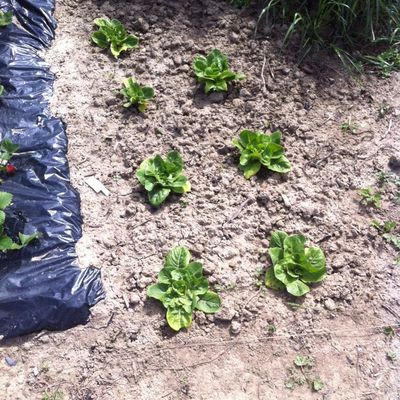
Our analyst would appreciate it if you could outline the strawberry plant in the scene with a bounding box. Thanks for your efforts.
[0,10,12,27]
[136,151,190,207]
[193,49,245,94]
[232,130,291,179]
[0,192,38,252]
[91,18,139,58]
[265,231,327,297]
[0,139,19,176]
[0,84,4,96]
[147,246,221,331]
[120,78,154,112]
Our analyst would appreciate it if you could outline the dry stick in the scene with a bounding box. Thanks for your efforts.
[148,324,400,352]
[224,198,253,226]
[261,56,267,92]
[147,345,234,371]
[382,118,393,139]
[382,304,400,320]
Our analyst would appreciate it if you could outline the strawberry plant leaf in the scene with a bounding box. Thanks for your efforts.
[193,49,245,94]
[0,10,12,27]
[0,192,12,209]
[233,130,291,179]
[265,231,327,296]
[147,246,221,331]
[0,84,4,96]
[91,18,139,58]
[136,151,190,207]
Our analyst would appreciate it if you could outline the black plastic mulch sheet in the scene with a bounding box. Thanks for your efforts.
[0,0,105,338]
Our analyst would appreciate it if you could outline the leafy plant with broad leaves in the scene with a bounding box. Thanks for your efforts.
[91,18,139,58]
[0,84,4,97]
[0,139,19,174]
[232,130,291,179]
[0,10,12,27]
[120,77,154,112]
[359,187,382,208]
[147,246,221,331]
[136,151,190,207]
[193,49,245,93]
[265,231,327,297]
[0,192,39,252]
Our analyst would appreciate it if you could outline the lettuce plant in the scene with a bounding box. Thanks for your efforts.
[232,130,291,179]
[0,10,12,27]
[0,192,38,252]
[147,246,221,331]
[120,78,154,112]
[193,49,245,93]
[91,18,139,58]
[265,231,327,297]
[136,151,190,207]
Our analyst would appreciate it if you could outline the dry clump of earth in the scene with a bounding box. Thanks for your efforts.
[0,0,399,399]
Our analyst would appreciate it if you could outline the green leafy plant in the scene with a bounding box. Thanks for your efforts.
[0,10,12,27]
[383,326,396,337]
[42,389,64,400]
[91,18,139,58]
[371,220,396,233]
[0,84,4,97]
[120,77,154,112]
[265,231,327,297]
[193,49,245,94]
[0,192,39,252]
[232,130,291,179]
[147,246,221,331]
[0,139,19,175]
[341,119,358,134]
[359,187,382,208]
[136,151,191,207]
[364,48,400,77]
[286,354,322,392]
[257,0,400,72]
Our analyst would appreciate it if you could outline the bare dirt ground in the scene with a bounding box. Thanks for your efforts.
[0,0,400,399]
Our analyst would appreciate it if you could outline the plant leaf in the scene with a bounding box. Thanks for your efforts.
[165,246,191,269]
[196,291,221,313]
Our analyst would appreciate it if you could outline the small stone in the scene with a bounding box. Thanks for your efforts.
[5,357,17,367]
[324,298,336,311]
[215,303,236,322]
[230,321,241,335]
[129,293,141,306]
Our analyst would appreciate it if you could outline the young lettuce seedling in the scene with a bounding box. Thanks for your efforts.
[0,192,39,252]
[136,151,190,207]
[91,18,139,58]
[0,10,12,27]
[265,231,327,297]
[232,130,291,179]
[359,187,382,208]
[193,49,245,94]
[147,246,221,331]
[120,77,154,112]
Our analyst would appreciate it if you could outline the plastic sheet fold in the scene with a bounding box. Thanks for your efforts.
[0,0,105,338]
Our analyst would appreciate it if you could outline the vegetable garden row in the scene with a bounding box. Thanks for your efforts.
[1,11,376,333]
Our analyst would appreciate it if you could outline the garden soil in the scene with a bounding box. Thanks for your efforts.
[1,0,400,399]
